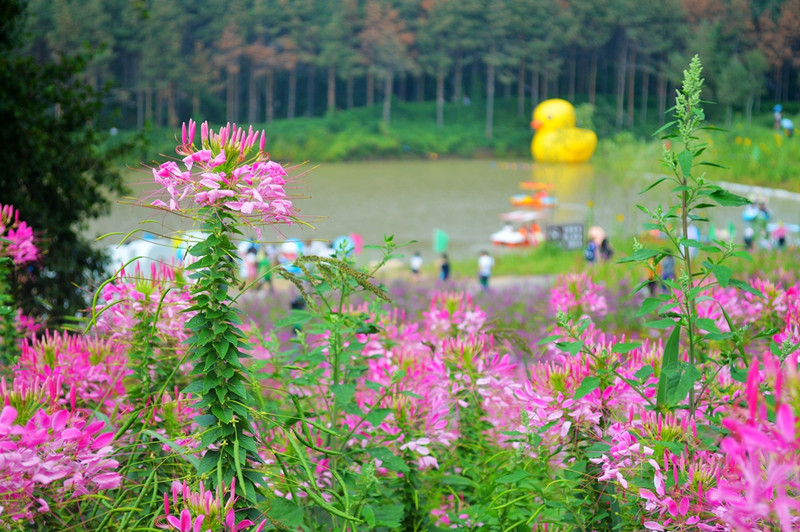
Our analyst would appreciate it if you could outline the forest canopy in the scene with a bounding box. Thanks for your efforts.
[20,0,800,132]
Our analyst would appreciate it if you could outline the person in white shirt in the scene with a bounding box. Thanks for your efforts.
[410,251,423,276]
[477,251,494,290]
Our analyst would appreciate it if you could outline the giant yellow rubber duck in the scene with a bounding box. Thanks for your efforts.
[530,99,597,163]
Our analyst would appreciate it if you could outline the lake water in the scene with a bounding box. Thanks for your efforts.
[88,159,800,263]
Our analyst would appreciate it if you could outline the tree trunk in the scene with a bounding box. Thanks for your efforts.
[346,73,354,109]
[157,88,164,126]
[382,70,393,124]
[589,49,598,105]
[626,49,636,128]
[398,72,406,101]
[305,65,315,117]
[145,87,153,122]
[327,64,336,114]
[137,86,145,130]
[532,69,539,107]
[453,52,462,103]
[615,37,628,130]
[517,57,525,117]
[568,45,576,102]
[470,58,479,101]
[542,68,548,101]
[226,70,235,122]
[248,71,258,124]
[168,81,178,128]
[485,52,495,139]
[366,70,374,107]
[265,71,275,123]
[288,67,296,119]
[192,91,200,119]
[746,93,754,123]
[416,74,424,102]
[657,71,666,126]
[639,67,649,126]
[436,69,444,128]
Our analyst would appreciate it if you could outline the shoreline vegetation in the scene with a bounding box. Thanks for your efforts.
[110,98,800,281]
[118,98,800,190]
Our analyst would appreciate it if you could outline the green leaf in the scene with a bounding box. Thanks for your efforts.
[729,279,764,298]
[372,504,404,528]
[198,449,219,476]
[712,264,732,288]
[617,248,660,264]
[268,498,304,529]
[645,318,677,329]
[709,190,751,206]
[188,240,211,257]
[634,366,654,381]
[331,384,355,405]
[611,342,641,354]
[362,505,376,528]
[695,318,721,334]
[365,408,392,427]
[573,376,600,400]
[496,470,532,484]
[637,296,666,317]
[730,366,748,383]
[536,334,562,346]
[441,475,478,488]
[366,447,408,473]
[555,341,583,357]
[639,176,669,194]
[656,326,681,408]
[667,362,702,404]
[677,150,694,177]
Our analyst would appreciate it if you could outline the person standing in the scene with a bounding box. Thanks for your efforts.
[439,253,450,281]
[477,251,494,290]
[410,251,423,277]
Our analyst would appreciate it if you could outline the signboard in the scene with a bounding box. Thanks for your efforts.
[546,223,584,250]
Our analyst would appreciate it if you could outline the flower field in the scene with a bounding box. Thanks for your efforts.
[1,58,799,531]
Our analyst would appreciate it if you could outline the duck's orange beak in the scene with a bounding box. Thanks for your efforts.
[531,119,543,130]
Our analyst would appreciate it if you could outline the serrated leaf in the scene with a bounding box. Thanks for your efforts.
[365,408,392,427]
[362,505,375,527]
[331,384,355,405]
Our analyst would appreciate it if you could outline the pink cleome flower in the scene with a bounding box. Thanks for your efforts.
[0,204,38,266]
[151,120,295,228]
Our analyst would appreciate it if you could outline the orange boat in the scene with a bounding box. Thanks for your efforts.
[510,190,557,209]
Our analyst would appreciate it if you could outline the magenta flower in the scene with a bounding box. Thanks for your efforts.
[151,120,296,229]
[0,204,38,265]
